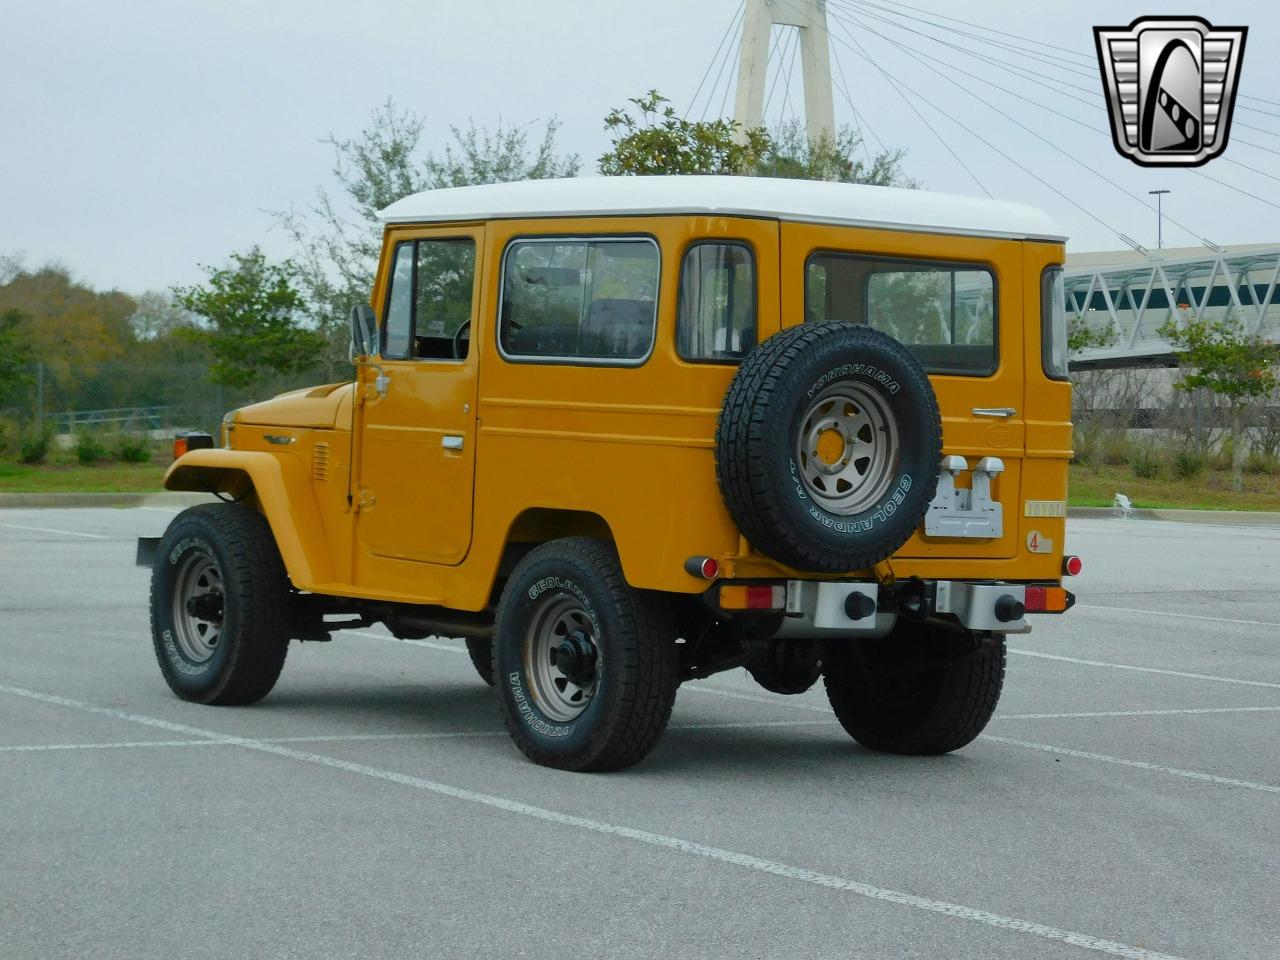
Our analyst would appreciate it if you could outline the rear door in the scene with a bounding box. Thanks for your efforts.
[780,222,1024,559]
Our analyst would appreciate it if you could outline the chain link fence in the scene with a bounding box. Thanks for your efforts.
[4,362,339,439]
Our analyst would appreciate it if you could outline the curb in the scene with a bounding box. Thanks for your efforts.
[1068,506,1280,525]
[3,494,1277,526]
[0,492,218,509]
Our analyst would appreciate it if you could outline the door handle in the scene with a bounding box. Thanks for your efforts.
[972,407,1017,418]
[441,435,464,451]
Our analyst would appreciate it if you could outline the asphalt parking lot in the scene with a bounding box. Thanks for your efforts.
[1,508,1277,960]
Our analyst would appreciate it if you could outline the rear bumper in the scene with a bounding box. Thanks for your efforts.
[713,578,1074,639]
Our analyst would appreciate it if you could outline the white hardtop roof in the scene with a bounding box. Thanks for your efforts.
[378,175,1066,242]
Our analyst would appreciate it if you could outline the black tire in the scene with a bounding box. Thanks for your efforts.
[493,538,679,772]
[716,322,941,573]
[822,622,1005,755]
[149,503,291,706]
[465,636,494,686]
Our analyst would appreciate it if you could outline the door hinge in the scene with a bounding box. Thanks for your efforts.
[355,488,376,512]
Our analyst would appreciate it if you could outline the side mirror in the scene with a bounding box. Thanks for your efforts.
[350,304,377,360]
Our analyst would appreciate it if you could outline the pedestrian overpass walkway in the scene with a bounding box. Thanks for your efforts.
[1063,243,1280,369]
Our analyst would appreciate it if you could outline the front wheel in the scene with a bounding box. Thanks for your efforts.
[823,622,1005,755]
[149,503,292,705]
[493,538,679,771]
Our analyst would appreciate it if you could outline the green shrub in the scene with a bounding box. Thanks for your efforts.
[1210,437,1234,471]
[0,416,18,457]
[19,425,53,464]
[1245,450,1279,475]
[1098,430,1132,465]
[116,432,153,464]
[1171,449,1206,479]
[1130,444,1162,479]
[75,431,110,465]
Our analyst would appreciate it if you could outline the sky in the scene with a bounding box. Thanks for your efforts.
[2,0,1277,296]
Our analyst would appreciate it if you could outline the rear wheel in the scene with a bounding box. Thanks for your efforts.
[493,538,679,771]
[149,503,291,706]
[465,636,494,686]
[822,622,1004,755]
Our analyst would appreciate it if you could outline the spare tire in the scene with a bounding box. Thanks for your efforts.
[715,322,941,573]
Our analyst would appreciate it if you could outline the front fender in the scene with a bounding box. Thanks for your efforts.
[164,449,334,589]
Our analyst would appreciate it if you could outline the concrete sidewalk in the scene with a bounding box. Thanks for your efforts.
[0,491,217,509]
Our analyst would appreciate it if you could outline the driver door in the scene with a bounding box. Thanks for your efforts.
[356,225,484,566]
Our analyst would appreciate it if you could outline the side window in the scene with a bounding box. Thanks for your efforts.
[677,243,756,362]
[380,238,476,361]
[382,242,414,360]
[806,253,997,377]
[499,238,659,364]
[415,239,476,359]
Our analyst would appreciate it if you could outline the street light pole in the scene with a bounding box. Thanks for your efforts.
[1149,189,1170,250]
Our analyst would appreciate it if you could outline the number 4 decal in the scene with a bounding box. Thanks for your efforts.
[1027,530,1053,554]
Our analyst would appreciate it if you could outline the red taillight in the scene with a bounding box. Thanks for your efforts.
[718,583,787,611]
[1025,586,1069,613]
[684,556,721,580]
[172,436,189,460]
[1063,555,1083,577]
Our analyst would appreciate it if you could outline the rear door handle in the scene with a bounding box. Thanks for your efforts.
[972,407,1017,418]
[441,435,464,450]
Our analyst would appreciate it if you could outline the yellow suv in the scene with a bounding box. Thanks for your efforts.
[142,175,1077,771]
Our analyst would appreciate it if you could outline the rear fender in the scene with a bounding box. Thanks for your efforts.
[164,449,334,588]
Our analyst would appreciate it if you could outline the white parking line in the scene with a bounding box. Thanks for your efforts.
[683,682,830,713]
[0,739,223,753]
[994,706,1280,721]
[1077,604,1280,629]
[349,630,465,653]
[0,522,107,540]
[0,720,835,755]
[981,736,1280,794]
[0,682,1188,960]
[1007,648,1280,689]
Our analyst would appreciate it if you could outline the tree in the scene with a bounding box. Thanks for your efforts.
[1068,316,1118,354]
[277,100,579,365]
[130,290,196,341]
[1159,314,1278,491]
[0,309,34,413]
[598,90,914,187]
[754,118,913,186]
[423,118,580,188]
[173,248,325,390]
[599,90,770,176]
[0,264,137,414]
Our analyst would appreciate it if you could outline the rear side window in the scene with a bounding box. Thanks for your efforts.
[499,238,659,364]
[1042,266,1069,380]
[806,253,997,376]
[677,242,756,362]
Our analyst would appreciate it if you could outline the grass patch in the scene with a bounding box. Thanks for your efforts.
[0,456,1275,511]
[0,462,167,493]
[1069,463,1280,511]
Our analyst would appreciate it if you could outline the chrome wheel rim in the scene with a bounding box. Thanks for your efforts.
[171,552,224,663]
[524,597,600,723]
[795,382,899,515]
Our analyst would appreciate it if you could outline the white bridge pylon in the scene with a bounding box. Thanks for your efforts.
[733,0,836,142]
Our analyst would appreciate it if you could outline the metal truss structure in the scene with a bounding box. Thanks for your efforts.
[1064,246,1280,369]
